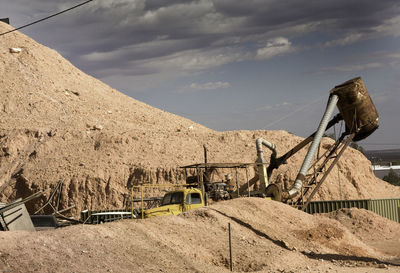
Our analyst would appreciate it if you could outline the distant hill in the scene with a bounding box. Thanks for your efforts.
[365,149,400,164]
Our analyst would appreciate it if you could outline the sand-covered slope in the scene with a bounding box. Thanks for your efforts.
[0,22,399,216]
[0,198,399,273]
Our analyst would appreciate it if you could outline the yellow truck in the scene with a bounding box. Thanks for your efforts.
[143,188,205,218]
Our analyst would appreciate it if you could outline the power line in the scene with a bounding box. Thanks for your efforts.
[0,0,94,37]
[264,95,326,129]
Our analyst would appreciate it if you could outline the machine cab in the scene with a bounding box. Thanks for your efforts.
[144,188,204,218]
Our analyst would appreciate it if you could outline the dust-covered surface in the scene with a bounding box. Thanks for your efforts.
[0,198,399,273]
[321,208,400,259]
[0,22,399,217]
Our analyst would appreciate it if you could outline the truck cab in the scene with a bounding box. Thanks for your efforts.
[143,188,204,218]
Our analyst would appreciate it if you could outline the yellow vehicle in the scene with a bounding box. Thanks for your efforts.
[143,188,204,218]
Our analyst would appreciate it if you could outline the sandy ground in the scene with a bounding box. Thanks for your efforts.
[0,198,399,273]
[0,22,399,273]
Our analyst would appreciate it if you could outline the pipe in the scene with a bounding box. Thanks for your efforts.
[273,114,342,169]
[285,94,339,199]
[255,138,277,191]
[256,138,277,162]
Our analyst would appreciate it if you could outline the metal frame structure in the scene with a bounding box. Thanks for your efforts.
[34,180,78,224]
[179,113,355,208]
[261,114,357,207]
[180,162,263,199]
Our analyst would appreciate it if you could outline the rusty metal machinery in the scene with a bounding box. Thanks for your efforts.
[259,77,379,208]
[180,77,379,209]
[330,77,379,141]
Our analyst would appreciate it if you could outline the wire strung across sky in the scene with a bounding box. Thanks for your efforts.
[0,0,95,37]
[264,95,326,129]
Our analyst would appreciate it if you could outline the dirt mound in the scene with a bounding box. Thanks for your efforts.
[0,198,398,273]
[0,22,399,216]
[321,208,400,257]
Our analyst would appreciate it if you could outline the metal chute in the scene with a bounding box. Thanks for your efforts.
[258,77,379,208]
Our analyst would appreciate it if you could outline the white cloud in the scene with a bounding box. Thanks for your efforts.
[84,37,295,77]
[322,15,400,48]
[373,15,400,37]
[256,101,292,111]
[256,37,292,60]
[314,62,383,75]
[179,81,231,93]
[82,39,186,62]
[323,33,364,48]
[9,0,400,79]
[118,47,246,76]
[189,81,231,90]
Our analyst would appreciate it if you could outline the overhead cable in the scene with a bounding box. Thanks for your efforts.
[0,0,95,37]
[264,95,326,129]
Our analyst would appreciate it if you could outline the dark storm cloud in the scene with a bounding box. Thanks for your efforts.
[3,0,400,77]
[212,0,399,30]
[144,0,194,11]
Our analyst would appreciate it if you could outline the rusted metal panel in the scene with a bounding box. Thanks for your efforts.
[330,77,379,141]
[1,203,36,231]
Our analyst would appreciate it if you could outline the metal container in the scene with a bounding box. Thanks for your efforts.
[81,209,134,224]
[305,198,400,223]
[369,198,400,223]
[330,77,379,141]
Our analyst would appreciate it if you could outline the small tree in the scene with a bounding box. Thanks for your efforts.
[383,169,400,186]
[349,142,365,155]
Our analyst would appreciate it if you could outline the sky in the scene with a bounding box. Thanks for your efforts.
[1,0,400,151]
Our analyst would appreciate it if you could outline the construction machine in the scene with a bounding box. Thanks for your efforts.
[81,77,379,222]
[181,77,379,210]
[143,188,205,218]
[254,77,379,209]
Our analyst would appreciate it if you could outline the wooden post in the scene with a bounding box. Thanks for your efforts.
[229,223,233,272]
[141,186,144,219]
[246,166,250,197]
[131,188,133,219]
[235,168,239,197]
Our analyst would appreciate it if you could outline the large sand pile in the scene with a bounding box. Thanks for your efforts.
[0,22,399,216]
[0,198,399,273]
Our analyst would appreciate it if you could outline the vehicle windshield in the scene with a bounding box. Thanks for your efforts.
[185,192,201,204]
[161,192,184,206]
